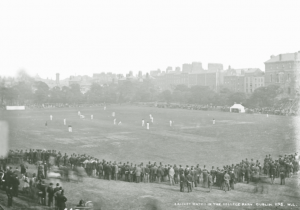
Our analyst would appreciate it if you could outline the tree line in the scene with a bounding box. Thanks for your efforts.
[0,71,287,108]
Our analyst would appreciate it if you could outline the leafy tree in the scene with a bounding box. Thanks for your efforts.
[189,86,216,104]
[0,86,6,105]
[227,92,247,105]
[246,85,282,108]
[49,86,62,103]
[69,83,84,103]
[160,89,172,102]
[118,80,137,102]
[103,84,117,103]
[33,81,49,103]
[13,81,33,104]
[214,88,232,106]
[86,83,103,103]
[134,79,157,102]
[174,84,189,92]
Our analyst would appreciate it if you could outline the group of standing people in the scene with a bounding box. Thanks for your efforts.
[0,160,67,209]
[0,148,298,208]
[2,149,298,190]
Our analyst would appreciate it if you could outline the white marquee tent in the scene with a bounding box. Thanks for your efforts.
[230,104,245,113]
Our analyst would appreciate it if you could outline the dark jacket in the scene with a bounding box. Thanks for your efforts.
[57,194,67,210]
[47,187,54,198]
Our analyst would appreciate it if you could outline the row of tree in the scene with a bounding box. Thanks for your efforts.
[0,71,286,108]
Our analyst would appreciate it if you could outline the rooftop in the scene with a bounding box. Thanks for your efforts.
[265,51,300,63]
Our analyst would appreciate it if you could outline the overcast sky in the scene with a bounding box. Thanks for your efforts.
[0,0,299,80]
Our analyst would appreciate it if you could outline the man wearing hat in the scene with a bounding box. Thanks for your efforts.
[157,166,163,183]
[229,170,236,189]
[135,164,142,183]
[144,165,150,183]
[207,172,213,192]
[125,163,130,182]
[174,164,179,184]
[179,172,185,192]
[11,173,20,197]
[114,162,119,181]
[6,185,14,207]
[223,171,230,192]
[220,169,225,190]
[279,165,286,185]
[47,183,54,207]
[202,165,208,188]
[186,171,193,193]
[195,164,201,185]
[184,165,190,177]
[53,183,61,208]
[210,166,216,185]
[43,161,48,179]
[169,165,175,186]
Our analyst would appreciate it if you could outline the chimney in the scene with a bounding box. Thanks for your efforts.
[279,54,282,61]
[56,73,60,84]
[270,55,275,58]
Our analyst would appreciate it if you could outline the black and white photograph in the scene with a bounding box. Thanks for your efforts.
[0,1,299,209]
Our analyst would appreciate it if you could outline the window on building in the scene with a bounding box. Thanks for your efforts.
[288,87,291,94]
[270,74,273,82]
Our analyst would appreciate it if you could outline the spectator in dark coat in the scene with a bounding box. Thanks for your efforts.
[229,170,236,190]
[43,162,48,179]
[106,164,112,180]
[53,184,61,207]
[280,166,286,185]
[245,166,251,184]
[11,174,20,197]
[6,186,14,207]
[202,166,208,188]
[57,190,67,210]
[179,172,185,192]
[20,163,27,175]
[186,172,193,192]
[47,183,54,207]
[208,172,213,192]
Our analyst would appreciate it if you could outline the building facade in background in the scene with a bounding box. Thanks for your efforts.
[223,67,264,93]
[244,69,264,93]
[93,72,117,85]
[264,51,300,97]
[153,63,223,92]
[69,75,93,94]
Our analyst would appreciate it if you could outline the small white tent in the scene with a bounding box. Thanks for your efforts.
[230,103,245,113]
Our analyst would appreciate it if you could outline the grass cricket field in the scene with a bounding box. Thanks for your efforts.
[1,105,299,210]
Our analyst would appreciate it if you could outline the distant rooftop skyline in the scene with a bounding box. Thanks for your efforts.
[1,0,299,80]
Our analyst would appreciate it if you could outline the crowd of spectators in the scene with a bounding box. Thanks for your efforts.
[153,102,299,116]
[25,103,108,109]
[1,99,299,116]
[0,148,298,208]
